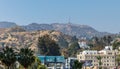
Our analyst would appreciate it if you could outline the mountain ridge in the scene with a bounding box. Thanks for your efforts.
[0,22,111,38]
[0,21,17,28]
[22,23,111,38]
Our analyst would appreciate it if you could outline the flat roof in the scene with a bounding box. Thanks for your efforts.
[38,56,65,63]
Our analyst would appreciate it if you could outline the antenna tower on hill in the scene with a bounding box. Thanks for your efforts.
[68,17,71,24]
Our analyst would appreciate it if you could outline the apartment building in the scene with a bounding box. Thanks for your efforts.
[77,46,118,69]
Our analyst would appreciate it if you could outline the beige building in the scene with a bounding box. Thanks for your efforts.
[77,46,118,69]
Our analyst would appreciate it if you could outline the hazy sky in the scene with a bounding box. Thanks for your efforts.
[0,0,120,33]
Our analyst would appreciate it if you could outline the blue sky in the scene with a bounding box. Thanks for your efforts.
[0,0,120,33]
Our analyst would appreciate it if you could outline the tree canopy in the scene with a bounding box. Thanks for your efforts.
[67,41,80,57]
[72,60,83,69]
[17,48,35,69]
[1,46,16,69]
[37,35,61,56]
[89,35,113,50]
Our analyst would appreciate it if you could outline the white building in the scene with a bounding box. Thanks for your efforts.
[78,41,90,49]
[77,46,117,69]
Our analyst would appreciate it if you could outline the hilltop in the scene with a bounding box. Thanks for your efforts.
[0,22,110,38]
[22,23,110,38]
[0,21,17,28]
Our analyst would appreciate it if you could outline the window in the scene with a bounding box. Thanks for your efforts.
[91,57,93,59]
[113,64,114,66]
[108,53,112,54]
[80,57,82,59]
[104,57,106,58]
[112,60,114,62]
[104,64,106,66]
[89,57,91,59]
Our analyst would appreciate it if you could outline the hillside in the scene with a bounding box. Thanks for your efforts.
[0,28,7,34]
[22,23,110,38]
[0,29,77,54]
[0,21,17,28]
[0,22,110,38]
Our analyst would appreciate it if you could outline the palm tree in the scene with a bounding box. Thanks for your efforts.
[17,48,35,69]
[1,46,16,69]
[0,52,5,69]
[96,56,102,69]
[72,60,83,69]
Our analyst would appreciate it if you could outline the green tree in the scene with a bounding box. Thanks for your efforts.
[72,60,83,69]
[96,56,102,69]
[38,65,47,69]
[1,47,16,69]
[116,55,120,68]
[112,40,120,50]
[90,36,113,51]
[0,52,3,60]
[37,35,61,56]
[103,35,112,46]
[30,57,47,69]
[18,48,35,69]
[67,41,80,57]
[29,57,40,69]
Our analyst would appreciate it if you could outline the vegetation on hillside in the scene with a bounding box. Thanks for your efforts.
[0,29,79,57]
[0,27,119,58]
[88,35,113,50]
[37,34,61,56]
[67,41,80,57]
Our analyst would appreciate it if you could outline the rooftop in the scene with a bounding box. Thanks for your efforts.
[38,56,65,63]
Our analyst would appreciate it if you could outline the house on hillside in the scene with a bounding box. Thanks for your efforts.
[78,41,90,49]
